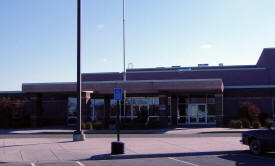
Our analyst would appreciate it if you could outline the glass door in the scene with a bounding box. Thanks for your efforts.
[187,104,207,124]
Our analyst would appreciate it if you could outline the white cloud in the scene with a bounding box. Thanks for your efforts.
[201,44,213,49]
[97,24,105,29]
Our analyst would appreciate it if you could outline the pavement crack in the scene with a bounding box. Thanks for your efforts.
[50,148,60,161]
[19,150,24,161]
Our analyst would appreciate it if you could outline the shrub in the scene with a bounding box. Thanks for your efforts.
[0,97,14,128]
[93,121,104,130]
[263,118,274,128]
[147,118,160,129]
[81,121,86,130]
[252,121,260,128]
[241,119,251,128]
[229,119,242,128]
[86,121,93,130]
[252,121,261,129]
[239,101,261,123]
[259,112,270,126]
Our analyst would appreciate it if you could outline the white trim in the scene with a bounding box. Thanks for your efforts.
[168,157,199,166]
[75,161,85,166]
[225,85,275,89]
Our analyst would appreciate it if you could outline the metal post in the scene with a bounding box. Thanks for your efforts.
[76,0,81,134]
[73,0,85,141]
[116,100,120,142]
[123,0,126,81]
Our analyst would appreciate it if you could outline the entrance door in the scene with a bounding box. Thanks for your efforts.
[187,104,207,124]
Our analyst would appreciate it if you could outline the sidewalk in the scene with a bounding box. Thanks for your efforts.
[0,127,259,135]
[0,136,248,163]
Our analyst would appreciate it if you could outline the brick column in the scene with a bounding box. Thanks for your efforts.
[81,92,91,122]
[171,95,178,126]
[159,93,168,128]
[104,96,111,128]
[215,94,224,127]
[30,94,43,128]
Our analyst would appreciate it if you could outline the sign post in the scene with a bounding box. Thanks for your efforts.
[114,88,122,141]
[111,88,125,155]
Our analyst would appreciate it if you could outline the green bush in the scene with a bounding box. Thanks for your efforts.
[229,120,242,128]
[86,121,93,130]
[252,121,261,129]
[263,118,274,128]
[147,118,160,129]
[93,121,104,130]
[241,119,251,128]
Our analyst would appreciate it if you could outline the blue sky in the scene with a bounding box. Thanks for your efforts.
[1,0,275,91]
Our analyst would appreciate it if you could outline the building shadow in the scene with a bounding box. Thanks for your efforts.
[218,152,275,166]
[89,150,245,160]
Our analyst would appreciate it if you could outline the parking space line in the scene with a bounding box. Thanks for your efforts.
[76,161,85,166]
[30,162,35,166]
[168,157,200,166]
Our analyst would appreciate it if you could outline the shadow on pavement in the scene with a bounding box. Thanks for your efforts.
[0,140,74,149]
[89,150,245,160]
[218,152,275,166]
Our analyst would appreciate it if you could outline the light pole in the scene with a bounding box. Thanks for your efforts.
[73,0,85,141]
[122,0,127,132]
[111,0,126,155]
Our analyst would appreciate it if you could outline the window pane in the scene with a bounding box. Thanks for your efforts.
[149,105,159,116]
[68,97,77,116]
[121,104,131,116]
[110,100,117,116]
[133,105,139,116]
[189,96,206,103]
[94,99,104,121]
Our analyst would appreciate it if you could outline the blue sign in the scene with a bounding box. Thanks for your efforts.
[114,88,122,101]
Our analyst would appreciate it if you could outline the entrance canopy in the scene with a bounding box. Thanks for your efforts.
[22,79,224,94]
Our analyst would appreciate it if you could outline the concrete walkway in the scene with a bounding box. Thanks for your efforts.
[0,136,248,163]
[0,127,259,135]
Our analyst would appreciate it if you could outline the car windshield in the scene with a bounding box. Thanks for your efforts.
[270,123,275,131]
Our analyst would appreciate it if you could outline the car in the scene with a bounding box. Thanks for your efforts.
[241,123,275,155]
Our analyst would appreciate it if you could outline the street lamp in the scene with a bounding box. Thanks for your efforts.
[73,0,85,141]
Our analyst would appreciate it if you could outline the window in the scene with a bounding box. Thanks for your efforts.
[273,100,275,120]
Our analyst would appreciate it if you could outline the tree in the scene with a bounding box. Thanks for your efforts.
[239,101,261,123]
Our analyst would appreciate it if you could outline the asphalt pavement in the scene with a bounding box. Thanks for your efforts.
[0,127,273,166]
